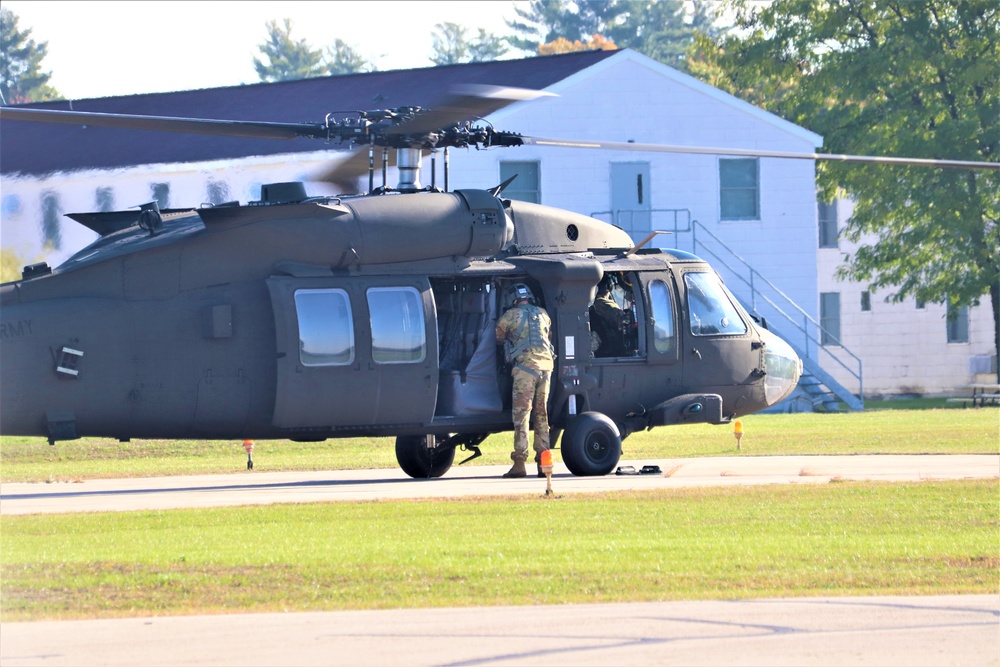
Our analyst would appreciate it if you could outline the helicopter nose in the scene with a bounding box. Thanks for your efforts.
[758,327,802,406]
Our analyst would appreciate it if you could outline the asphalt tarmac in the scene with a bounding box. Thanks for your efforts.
[2,454,997,515]
[2,595,997,666]
[2,455,997,666]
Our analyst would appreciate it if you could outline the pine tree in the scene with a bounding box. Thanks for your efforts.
[0,8,61,103]
[253,19,325,82]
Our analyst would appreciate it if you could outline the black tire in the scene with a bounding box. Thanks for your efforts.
[395,435,456,479]
[562,412,621,476]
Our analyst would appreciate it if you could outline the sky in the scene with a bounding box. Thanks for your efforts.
[5,1,529,100]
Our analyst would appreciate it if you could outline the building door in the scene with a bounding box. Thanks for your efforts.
[610,162,651,241]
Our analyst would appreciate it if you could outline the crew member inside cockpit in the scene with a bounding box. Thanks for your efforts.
[590,274,636,357]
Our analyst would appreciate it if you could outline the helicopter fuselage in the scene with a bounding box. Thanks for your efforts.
[0,187,801,476]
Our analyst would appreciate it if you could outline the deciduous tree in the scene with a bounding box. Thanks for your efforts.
[506,0,723,72]
[538,34,617,55]
[694,0,999,376]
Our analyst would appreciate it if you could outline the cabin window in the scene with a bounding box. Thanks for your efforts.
[818,199,838,248]
[499,161,540,203]
[946,303,969,344]
[719,158,759,220]
[820,292,841,346]
[294,289,355,366]
[648,279,676,353]
[684,272,748,336]
[367,287,427,364]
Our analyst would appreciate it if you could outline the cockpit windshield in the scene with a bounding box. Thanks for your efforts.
[684,272,748,336]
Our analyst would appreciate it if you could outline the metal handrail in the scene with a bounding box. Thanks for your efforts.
[689,220,863,401]
[590,208,692,236]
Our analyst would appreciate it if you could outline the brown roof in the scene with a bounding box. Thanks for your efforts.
[1,50,619,176]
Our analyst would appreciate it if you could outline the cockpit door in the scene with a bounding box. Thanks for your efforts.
[680,270,758,391]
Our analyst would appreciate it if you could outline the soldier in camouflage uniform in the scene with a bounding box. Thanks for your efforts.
[495,283,554,478]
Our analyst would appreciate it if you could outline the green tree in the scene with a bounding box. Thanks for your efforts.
[506,0,722,72]
[430,22,508,65]
[505,0,610,53]
[0,7,60,103]
[253,19,325,82]
[697,0,999,377]
[325,38,376,75]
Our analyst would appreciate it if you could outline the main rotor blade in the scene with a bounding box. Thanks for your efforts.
[521,136,1000,171]
[0,107,329,140]
[315,146,377,192]
[388,85,554,136]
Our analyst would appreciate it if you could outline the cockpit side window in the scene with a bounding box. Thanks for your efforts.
[684,272,748,336]
[649,279,676,353]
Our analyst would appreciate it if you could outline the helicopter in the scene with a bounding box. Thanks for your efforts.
[1,86,996,478]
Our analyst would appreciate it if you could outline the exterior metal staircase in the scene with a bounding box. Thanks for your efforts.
[592,208,864,412]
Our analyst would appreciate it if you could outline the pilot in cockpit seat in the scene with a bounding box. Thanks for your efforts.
[591,276,629,357]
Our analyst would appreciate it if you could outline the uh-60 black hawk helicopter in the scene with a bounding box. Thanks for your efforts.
[1,86,996,478]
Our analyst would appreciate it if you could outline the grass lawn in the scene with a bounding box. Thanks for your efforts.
[2,480,996,620]
[2,407,996,621]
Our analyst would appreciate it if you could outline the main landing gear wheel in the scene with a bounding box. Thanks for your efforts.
[561,412,621,476]
[395,435,456,478]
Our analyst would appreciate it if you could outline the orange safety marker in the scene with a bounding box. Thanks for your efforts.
[243,439,254,470]
[733,421,743,450]
[540,449,554,496]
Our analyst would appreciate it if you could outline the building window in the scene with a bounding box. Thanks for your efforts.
[946,303,969,344]
[206,180,231,205]
[860,291,871,312]
[720,158,759,220]
[2,194,22,218]
[499,161,540,203]
[367,287,426,364]
[95,187,115,212]
[294,289,355,366]
[818,199,838,248]
[916,297,926,310]
[820,292,841,346]
[151,183,170,209]
[40,190,62,251]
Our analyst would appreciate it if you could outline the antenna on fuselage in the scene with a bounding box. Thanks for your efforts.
[624,230,673,256]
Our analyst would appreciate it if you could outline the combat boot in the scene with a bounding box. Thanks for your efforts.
[534,452,545,477]
[503,456,527,478]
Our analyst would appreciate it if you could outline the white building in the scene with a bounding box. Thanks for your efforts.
[817,198,996,397]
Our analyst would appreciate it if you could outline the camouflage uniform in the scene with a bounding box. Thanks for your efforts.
[496,302,554,464]
[592,291,627,356]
